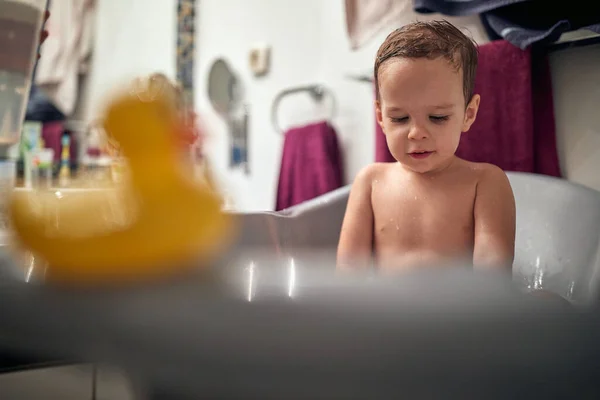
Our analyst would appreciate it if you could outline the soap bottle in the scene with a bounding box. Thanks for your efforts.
[31,138,53,189]
[58,134,71,187]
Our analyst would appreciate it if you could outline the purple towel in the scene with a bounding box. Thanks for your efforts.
[456,40,561,176]
[275,121,344,211]
[41,121,64,164]
[42,121,78,164]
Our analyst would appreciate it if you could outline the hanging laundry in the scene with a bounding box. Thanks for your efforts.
[344,0,411,50]
[34,0,95,116]
[412,0,600,49]
[25,85,65,123]
[414,0,521,16]
[276,121,344,211]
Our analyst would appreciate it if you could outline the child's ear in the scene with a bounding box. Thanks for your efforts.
[375,100,385,132]
[462,94,480,133]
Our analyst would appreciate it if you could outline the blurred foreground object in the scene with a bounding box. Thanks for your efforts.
[0,261,597,399]
[7,80,235,284]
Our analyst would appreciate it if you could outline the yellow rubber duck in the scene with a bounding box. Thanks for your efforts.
[8,83,235,285]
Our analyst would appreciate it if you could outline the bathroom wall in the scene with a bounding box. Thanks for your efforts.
[87,0,600,210]
[549,45,600,191]
[196,0,492,211]
[196,0,325,211]
[83,0,178,121]
[195,0,600,211]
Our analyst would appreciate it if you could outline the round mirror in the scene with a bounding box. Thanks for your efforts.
[207,58,237,115]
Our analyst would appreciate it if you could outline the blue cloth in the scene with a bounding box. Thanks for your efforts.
[414,0,522,15]
[25,85,65,123]
[413,0,600,49]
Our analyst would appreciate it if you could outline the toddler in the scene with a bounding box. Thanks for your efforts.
[337,21,516,272]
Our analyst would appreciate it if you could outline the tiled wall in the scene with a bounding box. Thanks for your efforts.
[177,0,196,108]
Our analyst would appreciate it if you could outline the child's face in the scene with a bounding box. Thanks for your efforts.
[376,57,479,174]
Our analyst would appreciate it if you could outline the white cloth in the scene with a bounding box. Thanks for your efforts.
[34,0,95,116]
[344,0,411,50]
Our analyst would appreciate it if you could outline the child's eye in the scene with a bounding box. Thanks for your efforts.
[430,115,449,123]
[390,116,409,123]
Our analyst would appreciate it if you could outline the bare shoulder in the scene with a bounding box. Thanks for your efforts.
[455,160,510,186]
[459,161,514,201]
[475,162,512,189]
[352,162,393,189]
[355,162,391,179]
[466,162,516,268]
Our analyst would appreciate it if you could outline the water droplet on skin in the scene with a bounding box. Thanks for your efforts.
[395,224,399,230]
[414,196,417,200]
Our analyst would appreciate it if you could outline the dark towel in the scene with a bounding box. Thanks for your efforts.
[530,47,561,177]
[413,0,517,16]
[375,40,561,177]
[413,0,600,49]
[26,86,66,123]
[275,121,344,211]
[41,121,78,166]
[41,121,65,164]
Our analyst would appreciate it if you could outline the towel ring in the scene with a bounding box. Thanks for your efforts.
[271,85,336,134]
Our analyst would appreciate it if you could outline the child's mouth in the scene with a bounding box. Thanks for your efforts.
[408,151,434,159]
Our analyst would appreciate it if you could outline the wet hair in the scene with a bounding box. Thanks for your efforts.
[374,20,478,104]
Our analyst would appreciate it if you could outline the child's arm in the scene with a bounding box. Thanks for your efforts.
[337,166,375,270]
[473,165,516,270]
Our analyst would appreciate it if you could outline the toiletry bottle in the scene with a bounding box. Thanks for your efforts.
[58,134,71,187]
[35,138,53,189]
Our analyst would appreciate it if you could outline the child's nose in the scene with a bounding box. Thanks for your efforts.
[407,125,430,140]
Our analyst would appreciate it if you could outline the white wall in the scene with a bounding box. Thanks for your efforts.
[84,0,178,120]
[549,44,600,191]
[196,0,325,212]
[195,1,490,212]
[87,1,600,211]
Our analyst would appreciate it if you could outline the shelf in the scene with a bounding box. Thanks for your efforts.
[546,31,600,52]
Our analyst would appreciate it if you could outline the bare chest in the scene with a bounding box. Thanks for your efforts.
[371,178,477,251]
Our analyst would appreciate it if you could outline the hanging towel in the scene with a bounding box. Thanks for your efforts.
[412,0,600,49]
[34,0,95,116]
[275,121,344,211]
[345,0,411,50]
[41,121,65,164]
[413,0,525,16]
[456,40,561,176]
[375,40,561,177]
[41,121,78,165]
[25,85,66,123]
[530,47,561,177]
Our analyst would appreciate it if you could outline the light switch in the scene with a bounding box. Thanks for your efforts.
[249,43,270,77]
